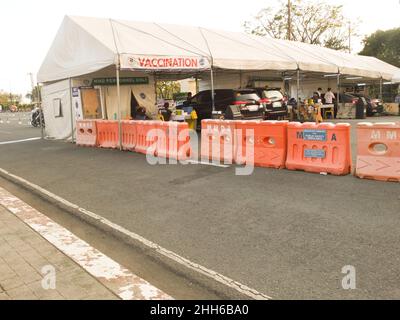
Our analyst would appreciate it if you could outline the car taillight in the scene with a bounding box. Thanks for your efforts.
[234,101,248,105]
[352,98,359,104]
[234,101,248,110]
[259,98,272,104]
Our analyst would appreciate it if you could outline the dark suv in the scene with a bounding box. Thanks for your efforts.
[351,93,384,116]
[182,89,264,122]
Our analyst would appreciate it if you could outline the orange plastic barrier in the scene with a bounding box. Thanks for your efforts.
[156,122,191,160]
[135,120,158,156]
[76,120,97,147]
[96,120,119,149]
[234,120,288,169]
[285,122,352,175]
[201,120,236,164]
[121,120,138,151]
[356,122,400,182]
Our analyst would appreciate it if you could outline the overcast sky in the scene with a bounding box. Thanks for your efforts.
[1,0,399,95]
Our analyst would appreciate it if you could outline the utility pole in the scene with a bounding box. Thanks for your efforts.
[348,22,351,54]
[28,73,35,102]
[28,72,44,139]
[287,0,292,41]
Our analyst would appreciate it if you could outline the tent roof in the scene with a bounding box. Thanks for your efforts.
[393,70,400,83]
[38,15,400,83]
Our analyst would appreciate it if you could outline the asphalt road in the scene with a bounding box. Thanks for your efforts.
[0,115,399,299]
[0,111,41,142]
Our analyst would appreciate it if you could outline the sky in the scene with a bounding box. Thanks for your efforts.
[0,0,399,95]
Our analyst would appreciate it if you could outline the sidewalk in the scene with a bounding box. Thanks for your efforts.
[0,186,172,300]
[0,205,119,300]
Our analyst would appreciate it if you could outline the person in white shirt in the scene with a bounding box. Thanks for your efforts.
[324,88,335,104]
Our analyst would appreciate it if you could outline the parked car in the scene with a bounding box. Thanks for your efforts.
[351,93,384,116]
[335,93,368,119]
[251,87,288,119]
[182,89,265,123]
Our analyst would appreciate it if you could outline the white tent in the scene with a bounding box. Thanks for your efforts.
[38,15,400,140]
[393,70,400,83]
[38,15,400,82]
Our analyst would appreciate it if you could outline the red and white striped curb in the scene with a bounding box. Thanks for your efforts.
[0,187,172,300]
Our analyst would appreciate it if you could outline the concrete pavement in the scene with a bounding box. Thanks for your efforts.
[0,116,399,299]
[0,205,118,300]
[0,186,172,300]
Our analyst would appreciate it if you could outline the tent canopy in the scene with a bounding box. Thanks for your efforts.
[38,15,400,83]
[393,70,400,83]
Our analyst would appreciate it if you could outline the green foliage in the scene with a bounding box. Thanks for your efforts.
[243,0,358,51]
[359,28,400,67]
[25,85,42,104]
[0,91,22,107]
[156,81,181,100]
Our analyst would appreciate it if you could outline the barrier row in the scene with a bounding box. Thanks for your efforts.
[76,120,191,161]
[201,120,352,175]
[76,119,400,182]
[201,119,400,182]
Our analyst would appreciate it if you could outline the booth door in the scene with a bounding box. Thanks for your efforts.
[81,88,102,119]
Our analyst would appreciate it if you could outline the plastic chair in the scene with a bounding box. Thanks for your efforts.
[325,108,335,119]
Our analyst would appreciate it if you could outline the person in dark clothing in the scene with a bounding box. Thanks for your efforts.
[136,106,147,120]
[160,102,172,121]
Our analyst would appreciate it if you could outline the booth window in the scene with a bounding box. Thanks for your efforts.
[53,98,63,118]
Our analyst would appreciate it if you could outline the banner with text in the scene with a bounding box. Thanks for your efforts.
[120,54,211,71]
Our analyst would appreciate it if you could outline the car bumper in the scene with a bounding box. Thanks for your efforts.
[265,109,287,118]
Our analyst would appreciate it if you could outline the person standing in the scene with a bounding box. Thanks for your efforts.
[324,88,335,104]
[324,88,336,119]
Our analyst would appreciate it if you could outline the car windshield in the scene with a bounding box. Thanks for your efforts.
[262,90,283,100]
[235,93,260,101]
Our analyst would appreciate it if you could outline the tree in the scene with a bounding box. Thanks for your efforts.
[156,81,181,100]
[243,0,359,51]
[359,28,400,68]
[0,90,22,107]
[25,85,42,104]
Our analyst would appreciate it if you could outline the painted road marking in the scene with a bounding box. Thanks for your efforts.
[0,137,41,145]
[0,167,271,300]
[0,186,172,300]
[186,160,231,168]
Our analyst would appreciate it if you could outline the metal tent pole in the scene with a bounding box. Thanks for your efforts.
[296,69,300,106]
[337,73,340,106]
[38,84,44,139]
[210,68,215,112]
[379,77,383,102]
[69,78,75,143]
[116,62,122,150]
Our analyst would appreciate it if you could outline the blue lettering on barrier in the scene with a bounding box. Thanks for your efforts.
[304,149,326,158]
[303,130,327,141]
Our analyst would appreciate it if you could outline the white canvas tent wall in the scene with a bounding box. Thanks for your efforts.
[38,15,400,140]
[40,68,156,140]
